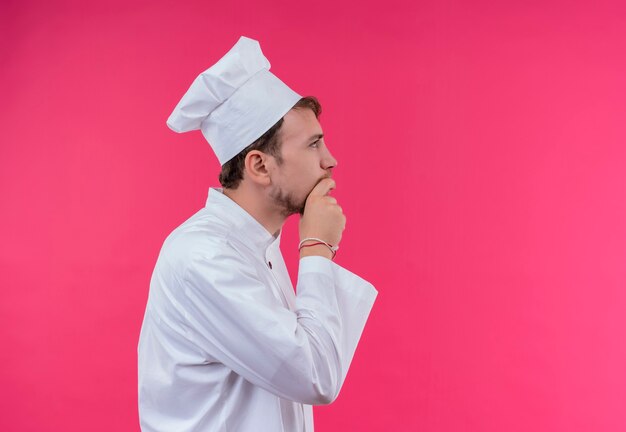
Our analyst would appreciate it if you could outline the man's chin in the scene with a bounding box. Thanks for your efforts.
[282,205,305,218]
[270,187,306,218]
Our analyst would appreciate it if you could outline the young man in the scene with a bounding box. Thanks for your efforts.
[138,36,377,432]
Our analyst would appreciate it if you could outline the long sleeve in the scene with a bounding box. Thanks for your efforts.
[179,246,377,406]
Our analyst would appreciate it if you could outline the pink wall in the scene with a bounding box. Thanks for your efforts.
[2,1,625,431]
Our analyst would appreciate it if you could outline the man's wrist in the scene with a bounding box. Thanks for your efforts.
[298,237,338,260]
[299,244,334,260]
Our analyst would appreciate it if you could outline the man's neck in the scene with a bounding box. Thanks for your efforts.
[222,186,285,237]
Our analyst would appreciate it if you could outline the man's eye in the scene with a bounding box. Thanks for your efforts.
[310,141,320,148]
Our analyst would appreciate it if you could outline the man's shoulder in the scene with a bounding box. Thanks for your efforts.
[159,207,237,265]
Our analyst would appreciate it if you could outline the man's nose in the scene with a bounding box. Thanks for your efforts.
[321,147,338,170]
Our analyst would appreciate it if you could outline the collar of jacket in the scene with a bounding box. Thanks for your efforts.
[205,187,281,255]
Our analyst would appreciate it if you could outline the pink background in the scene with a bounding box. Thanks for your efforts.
[2,0,625,431]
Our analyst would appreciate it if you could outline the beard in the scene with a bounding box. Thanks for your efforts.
[269,175,331,218]
[269,185,306,217]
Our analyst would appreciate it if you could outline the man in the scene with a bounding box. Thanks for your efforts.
[138,36,377,432]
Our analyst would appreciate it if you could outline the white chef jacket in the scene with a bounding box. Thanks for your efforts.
[138,187,377,432]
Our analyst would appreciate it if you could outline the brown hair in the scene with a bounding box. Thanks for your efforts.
[218,96,322,189]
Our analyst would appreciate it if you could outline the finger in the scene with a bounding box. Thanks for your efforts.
[309,177,336,197]
[324,196,337,205]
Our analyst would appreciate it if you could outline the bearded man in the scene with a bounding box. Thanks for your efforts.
[138,36,377,432]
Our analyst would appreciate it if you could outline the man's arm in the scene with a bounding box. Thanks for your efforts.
[177,244,376,406]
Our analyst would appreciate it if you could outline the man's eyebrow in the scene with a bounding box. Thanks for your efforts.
[307,133,324,142]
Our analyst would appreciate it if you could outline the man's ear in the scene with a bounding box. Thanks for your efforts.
[244,150,273,186]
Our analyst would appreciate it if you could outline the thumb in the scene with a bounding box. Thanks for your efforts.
[308,178,336,198]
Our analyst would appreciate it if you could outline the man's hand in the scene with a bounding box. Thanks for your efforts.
[299,178,346,259]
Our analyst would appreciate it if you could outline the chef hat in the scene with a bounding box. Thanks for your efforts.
[166,36,302,165]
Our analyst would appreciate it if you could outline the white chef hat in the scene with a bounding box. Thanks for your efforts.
[166,36,302,165]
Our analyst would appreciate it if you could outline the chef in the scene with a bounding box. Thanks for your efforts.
[138,36,377,432]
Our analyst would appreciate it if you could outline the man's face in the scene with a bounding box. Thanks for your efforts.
[268,108,337,216]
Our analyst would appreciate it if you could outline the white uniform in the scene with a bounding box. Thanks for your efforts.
[138,188,377,431]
